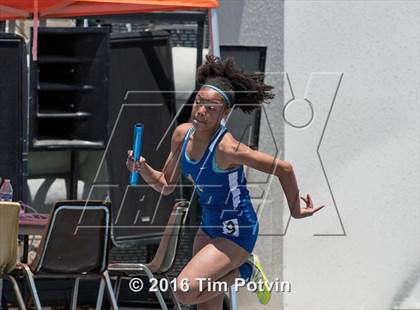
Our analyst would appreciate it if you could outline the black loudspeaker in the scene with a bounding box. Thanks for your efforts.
[0,33,28,201]
[30,27,110,150]
[93,31,177,244]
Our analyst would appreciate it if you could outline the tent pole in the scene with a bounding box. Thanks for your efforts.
[31,0,39,61]
[208,8,220,58]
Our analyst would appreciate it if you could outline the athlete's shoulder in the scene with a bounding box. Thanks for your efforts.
[218,130,251,157]
[217,131,239,154]
[172,122,193,144]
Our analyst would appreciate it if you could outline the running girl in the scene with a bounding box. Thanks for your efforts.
[127,55,325,309]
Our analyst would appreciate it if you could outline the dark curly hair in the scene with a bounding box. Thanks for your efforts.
[196,55,274,114]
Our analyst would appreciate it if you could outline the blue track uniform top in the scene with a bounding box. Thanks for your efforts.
[180,125,259,252]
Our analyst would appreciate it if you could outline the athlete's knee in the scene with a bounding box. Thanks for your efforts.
[197,293,224,310]
[174,277,200,305]
[174,287,199,305]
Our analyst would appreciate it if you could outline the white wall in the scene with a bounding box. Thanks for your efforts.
[218,1,419,309]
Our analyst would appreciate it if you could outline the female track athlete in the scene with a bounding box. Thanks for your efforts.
[127,55,325,309]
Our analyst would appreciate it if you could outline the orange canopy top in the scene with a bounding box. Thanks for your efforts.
[0,0,218,20]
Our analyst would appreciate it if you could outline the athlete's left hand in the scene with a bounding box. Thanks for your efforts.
[296,194,325,218]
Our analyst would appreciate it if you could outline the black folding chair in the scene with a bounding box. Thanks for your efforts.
[97,199,190,310]
[14,200,118,310]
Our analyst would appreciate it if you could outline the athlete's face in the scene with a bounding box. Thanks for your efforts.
[191,88,230,132]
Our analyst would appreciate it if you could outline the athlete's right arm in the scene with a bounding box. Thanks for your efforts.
[126,123,191,195]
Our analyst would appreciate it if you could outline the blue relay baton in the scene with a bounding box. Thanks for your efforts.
[130,123,144,185]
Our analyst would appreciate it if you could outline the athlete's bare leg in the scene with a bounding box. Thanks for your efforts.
[175,230,249,306]
[189,228,224,310]
[191,228,224,310]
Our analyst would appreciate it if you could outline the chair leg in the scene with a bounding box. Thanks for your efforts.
[22,265,42,310]
[3,275,27,310]
[102,270,119,310]
[229,285,238,310]
[96,275,121,310]
[165,276,182,310]
[70,278,80,310]
[114,275,122,301]
[142,267,168,310]
[95,278,105,310]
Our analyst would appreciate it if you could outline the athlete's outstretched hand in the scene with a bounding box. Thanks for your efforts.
[296,194,325,218]
[126,150,146,172]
